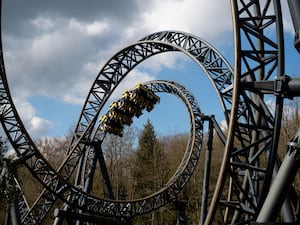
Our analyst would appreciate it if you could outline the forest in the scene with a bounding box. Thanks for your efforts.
[1,99,300,225]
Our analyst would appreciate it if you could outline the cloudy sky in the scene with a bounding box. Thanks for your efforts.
[1,0,299,139]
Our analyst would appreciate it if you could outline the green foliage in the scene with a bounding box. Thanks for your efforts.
[0,119,227,225]
[133,120,177,225]
[134,119,163,198]
[2,97,300,225]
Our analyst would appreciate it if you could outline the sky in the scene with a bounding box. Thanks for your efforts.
[1,0,300,140]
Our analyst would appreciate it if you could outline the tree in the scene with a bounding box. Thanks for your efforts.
[0,136,19,223]
[35,135,72,169]
[133,119,163,198]
[280,98,300,151]
[279,97,300,192]
[133,120,168,225]
[101,126,137,200]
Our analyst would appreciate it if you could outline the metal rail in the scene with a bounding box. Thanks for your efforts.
[205,0,285,224]
[55,79,205,224]
[0,29,234,224]
[3,0,300,224]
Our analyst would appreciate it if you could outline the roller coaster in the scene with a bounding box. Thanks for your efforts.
[1,0,300,224]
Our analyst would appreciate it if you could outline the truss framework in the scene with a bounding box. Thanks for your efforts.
[205,1,284,224]
[0,0,286,223]
[0,31,236,224]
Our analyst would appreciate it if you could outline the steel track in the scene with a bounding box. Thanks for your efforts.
[1,0,285,223]
[205,0,284,224]
[0,30,235,224]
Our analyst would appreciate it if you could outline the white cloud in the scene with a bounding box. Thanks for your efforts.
[29,117,53,138]
[69,19,109,36]
[140,52,187,73]
[220,119,228,131]
[110,69,156,99]
[31,16,56,30]
[141,0,232,42]
[14,98,53,139]
[4,0,295,139]
[86,21,109,36]
[281,1,295,36]
[4,0,234,106]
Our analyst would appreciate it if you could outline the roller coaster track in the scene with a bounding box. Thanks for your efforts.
[205,0,284,224]
[0,28,234,224]
[0,0,288,224]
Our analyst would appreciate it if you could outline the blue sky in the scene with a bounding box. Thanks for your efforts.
[1,1,300,139]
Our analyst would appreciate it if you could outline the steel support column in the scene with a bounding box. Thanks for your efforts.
[257,128,300,223]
